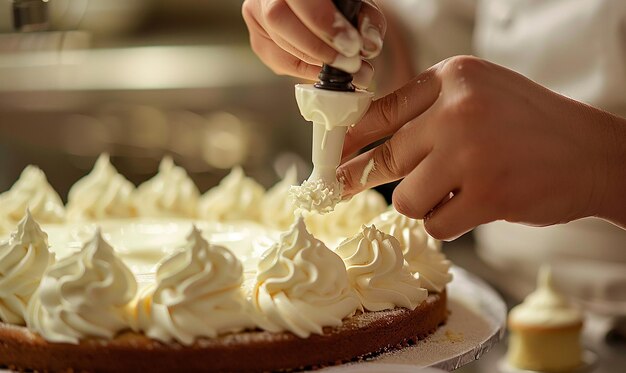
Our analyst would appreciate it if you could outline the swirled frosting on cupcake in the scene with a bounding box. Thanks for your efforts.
[199,166,265,222]
[371,209,451,293]
[261,166,298,230]
[66,154,137,221]
[306,189,387,239]
[135,157,200,218]
[509,266,583,328]
[0,166,64,234]
[253,218,360,338]
[133,226,253,344]
[0,211,53,325]
[26,230,137,344]
[335,225,427,311]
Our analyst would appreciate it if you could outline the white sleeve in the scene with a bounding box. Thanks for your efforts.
[383,0,478,71]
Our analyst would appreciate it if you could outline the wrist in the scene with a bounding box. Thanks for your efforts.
[593,111,626,228]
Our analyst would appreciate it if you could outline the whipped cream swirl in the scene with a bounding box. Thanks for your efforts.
[371,209,451,293]
[253,218,360,338]
[306,189,387,239]
[336,225,427,311]
[509,266,583,328]
[26,230,137,344]
[135,157,200,218]
[199,166,265,221]
[261,165,298,230]
[289,178,343,214]
[0,211,53,325]
[66,154,137,221]
[0,166,64,234]
[133,226,253,344]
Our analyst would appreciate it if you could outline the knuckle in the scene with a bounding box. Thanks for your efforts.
[375,91,399,128]
[441,55,486,78]
[264,0,288,26]
[392,189,418,218]
[309,10,333,32]
[376,140,403,177]
[241,0,254,21]
[290,58,314,77]
[311,39,332,61]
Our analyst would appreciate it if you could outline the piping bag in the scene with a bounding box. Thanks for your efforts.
[290,0,374,214]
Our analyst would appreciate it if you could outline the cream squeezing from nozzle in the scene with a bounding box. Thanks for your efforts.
[289,84,373,214]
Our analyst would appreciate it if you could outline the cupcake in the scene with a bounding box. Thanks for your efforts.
[507,266,584,372]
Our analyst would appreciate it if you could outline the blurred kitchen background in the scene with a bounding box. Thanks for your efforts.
[0,0,309,193]
[0,1,624,372]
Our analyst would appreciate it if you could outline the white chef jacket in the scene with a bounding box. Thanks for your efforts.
[387,0,626,315]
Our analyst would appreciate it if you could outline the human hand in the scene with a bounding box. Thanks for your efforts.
[241,0,386,88]
[337,56,626,239]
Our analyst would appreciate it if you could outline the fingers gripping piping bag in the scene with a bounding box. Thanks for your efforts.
[290,0,374,214]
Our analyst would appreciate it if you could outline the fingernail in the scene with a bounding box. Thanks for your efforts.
[332,13,362,57]
[330,54,362,74]
[360,17,383,59]
[353,63,374,89]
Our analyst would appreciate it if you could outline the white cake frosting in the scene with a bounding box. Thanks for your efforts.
[0,160,452,345]
[253,218,360,338]
[0,166,64,235]
[261,165,298,230]
[306,189,387,240]
[289,178,343,215]
[335,225,427,311]
[66,154,137,221]
[0,211,53,325]
[509,266,583,328]
[199,166,265,222]
[370,209,452,293]
[135,157,200,218]
[133,226,253,344]
[26,229,137,344]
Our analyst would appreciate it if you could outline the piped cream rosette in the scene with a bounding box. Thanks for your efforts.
[0,157,455,346]
[370,209,452,293]
[0,166,65,235]
[336,225,427,311]
[132,226,253,345]
[253,217,360,338]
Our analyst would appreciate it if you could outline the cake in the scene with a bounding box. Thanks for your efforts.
[0,155,453,372]
[507,266,584,372]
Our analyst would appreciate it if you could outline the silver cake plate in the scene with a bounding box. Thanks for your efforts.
[497,350,599,373]
[322,266,508,372]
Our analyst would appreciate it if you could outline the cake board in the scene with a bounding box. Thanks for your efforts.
[323,266,507,372]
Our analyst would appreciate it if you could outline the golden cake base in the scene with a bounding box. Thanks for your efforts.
[0,292,446,373]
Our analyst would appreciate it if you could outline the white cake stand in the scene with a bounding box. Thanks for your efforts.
[322,266,508,372]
